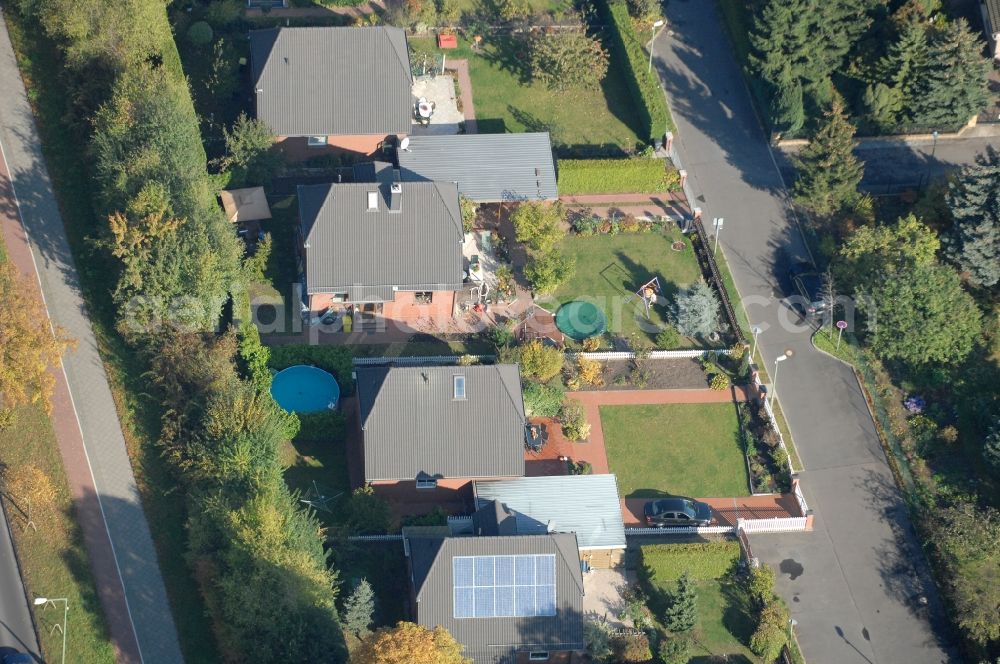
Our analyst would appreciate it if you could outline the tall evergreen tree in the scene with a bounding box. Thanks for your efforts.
[663,572,698,634]
[342,578,376,638]
[945,147,1000,288]
[909,19,990,129]
[793,98,864,214]
[864,20,928,129]
[770,63,806,134]
[750,0,811,132]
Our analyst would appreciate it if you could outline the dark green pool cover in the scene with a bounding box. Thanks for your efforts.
[555,301,607,341]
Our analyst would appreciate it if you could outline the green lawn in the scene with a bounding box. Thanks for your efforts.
[409,36,643,155]
[549,230,702,344]
[601,404,749,498]
[640,542,760,663]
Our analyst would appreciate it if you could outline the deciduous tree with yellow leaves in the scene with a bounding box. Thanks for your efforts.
[353,621,469,664]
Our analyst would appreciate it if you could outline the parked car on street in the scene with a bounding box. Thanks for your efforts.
[644,497,714,527]
[788,262,831,318]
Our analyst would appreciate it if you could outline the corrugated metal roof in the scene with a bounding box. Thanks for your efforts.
[988,0,1000,35]
[398,133,559,202]
[249,27,413,136]
[297,181,464,299]
[474,475,626,549]
[409,534,585,663]
[356,364,526,481]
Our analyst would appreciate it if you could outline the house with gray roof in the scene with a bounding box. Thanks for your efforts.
[249,26,413,158]
[296,179,465,324]
[353,364,527,506]
[405,531,586,663]
[398,133,559,202]
[982,0,1000,60]
[472,475,627,569]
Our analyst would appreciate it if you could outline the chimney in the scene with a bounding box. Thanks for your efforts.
[367,191,378,211]
[546,519,556,533]
[389,182,402,213]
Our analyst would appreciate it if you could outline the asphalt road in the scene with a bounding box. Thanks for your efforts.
[654,1,956,662]
[0,504,40,662]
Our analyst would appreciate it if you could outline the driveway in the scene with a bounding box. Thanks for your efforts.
[652,1,955,662]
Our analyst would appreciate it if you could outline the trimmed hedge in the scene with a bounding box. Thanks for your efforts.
[558,158,678,195]
[602,1,674,142]
[640,541,741,581]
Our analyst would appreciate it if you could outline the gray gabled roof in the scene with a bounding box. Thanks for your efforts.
[987,0,1000,33]
[249,27,413,136]
[297,181,464,300]
[356,364,526,481]
[398,133,559,202]
[409,533,584,663]
[474,475,627,550]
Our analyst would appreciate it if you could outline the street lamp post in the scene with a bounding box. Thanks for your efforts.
[770,350,794,409]
[750,325,762,362]
[648,20,665,73]
[712,217,724,255]
[34,597,68,664]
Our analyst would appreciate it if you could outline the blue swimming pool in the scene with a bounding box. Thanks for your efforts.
[270,365,340,413]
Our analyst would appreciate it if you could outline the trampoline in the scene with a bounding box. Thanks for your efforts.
[270,365,340,413]
[555,301,607,341]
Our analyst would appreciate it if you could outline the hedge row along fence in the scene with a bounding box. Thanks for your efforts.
[601,0,674,142]
[640,541,741,581]
[557,158,681,195]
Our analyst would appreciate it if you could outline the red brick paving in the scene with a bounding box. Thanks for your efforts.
[0,145,143,663]
[445,60,477,134]
[525,416,610,476]
[621,494,801,527]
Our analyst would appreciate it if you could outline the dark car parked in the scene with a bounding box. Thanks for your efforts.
[788,262,830,318]
[644,497,714,527]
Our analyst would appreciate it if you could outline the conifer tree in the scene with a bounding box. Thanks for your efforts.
[865,20,928,129]
[945,147,1000,288]
[342,578,376,638]
[909,19,990,129]
[750,0,811,132]
[663,572,698,634]
[793,97,863,215]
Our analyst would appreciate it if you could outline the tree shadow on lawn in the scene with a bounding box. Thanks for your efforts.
[479,35,533,84]
[720,574,758,647]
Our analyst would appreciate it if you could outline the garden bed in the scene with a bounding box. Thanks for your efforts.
[571,357,709,391]
[736,401,791,494]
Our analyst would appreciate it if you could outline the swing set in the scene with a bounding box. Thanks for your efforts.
[633,276,662,318]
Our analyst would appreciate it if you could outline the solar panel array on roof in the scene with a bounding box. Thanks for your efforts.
[452,555,556,619]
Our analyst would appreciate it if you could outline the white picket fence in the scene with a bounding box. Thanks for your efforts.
[352,354,492,366]
[793,479,810,516]
[578,349,731,361]
[736,517,808,534]
[624,525,735,536]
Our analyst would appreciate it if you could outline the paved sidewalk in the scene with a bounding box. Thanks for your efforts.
[0,13,183,664]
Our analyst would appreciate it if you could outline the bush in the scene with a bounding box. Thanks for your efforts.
[511,202,566,254]
[525,251,576,294]
[577,356,604,386]
[584,620,614,663]
[658,635,691,664]
[655,326,681,349]
[295,410,346,443]
[581,336,602,351]
[640,542,740,581]
[267,344,354,394]
[186,21,213,45]
[530,32,609,91]
[523,381,566,417]
[673,282,720,339]
[610,633,652,662]
[344,486,392,535]
[519,340,565,382]
[557,159,672,195]
[710,373,730,391]
[569,459,593,475]
[750,599,790,661]
[601,1,673,141]
[459,195,477,234]
[560,400,591,441]
[746,563,776,607]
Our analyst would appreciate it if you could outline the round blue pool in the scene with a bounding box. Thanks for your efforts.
[270,365,340,413]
